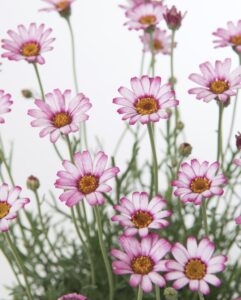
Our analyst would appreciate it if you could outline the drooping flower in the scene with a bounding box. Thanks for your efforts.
[213,21,241,54]
[140,28,173,55]
[112,192,171,237]
[113,75,179,125]
[40,0,75,16]
[111,234,171,293]
[2,23,55,64]
[172,159,227,205]
[0,183,30,232]
[124,3,165,30]
[165,237,227,295]
[163,6,185,31]
[58,293,87,300]
[55,150,119,206]
[188,58,241,103]
[28,89,92,143]
[235,216,241,224]
[0,90,13,124]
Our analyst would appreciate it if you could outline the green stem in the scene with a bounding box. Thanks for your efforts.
[217,103,224,164]
[53,143,64,161]
[137,285,143,300]
[147,123,158,194]
[170,30,176,88]
[66,135,74,163]
[140,50,146,76]
[155,285,160,300]
[94,206,114,300]
[201,201,208,236]
[33,63,45,101]
[5,232,33,300]
[198,291,205,300]
[149,31,155,77]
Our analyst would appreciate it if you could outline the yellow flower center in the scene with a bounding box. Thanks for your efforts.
[21,42,40,57]
[153,39,163,51]
[139,15,157,25]
[230,35,241,46]
[131,210,153,228]
[131,256,154,274]
[78,175,99,194]
[135,97,159,115]
[52,112,72,128]
[190,177,210,194]
[210,80,229,94]
[56,1,69,11]
[185,259,207,280]
[0,202,10,219]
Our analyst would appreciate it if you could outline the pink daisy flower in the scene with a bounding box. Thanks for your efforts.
[124,3,165,30]
[172,159,227,205]
[28,89,92,143]
[40,0,75,14]
[55,150,120,206]
[165,237,227,295]
[58,293,87,300]
[235,216,241,224]
[0,90,13,124]
[112,192,171,237]
[188,58,241,103]
[140,28,172,55]
[0,183,30,232]
[2,23,55,65]
[113,75,179,125]
[213,21,241,53]
[111,234,171,293]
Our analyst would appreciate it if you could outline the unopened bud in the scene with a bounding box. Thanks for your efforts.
[27,175,40,191]
[236,132,241,151]
[163,6,185,31]
[21,89,33,99]
[176,121,184,130]
[164,287,178,300]
[179,142,192,157]
[171,158,178,167]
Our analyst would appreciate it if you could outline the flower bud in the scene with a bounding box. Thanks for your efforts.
[176,121,184,130]
[179,142,192,157]
[236,132,241,151]
[163,6,185,31]
[27,175,40,191]
[164,287,178,300]
[21,89,33,99]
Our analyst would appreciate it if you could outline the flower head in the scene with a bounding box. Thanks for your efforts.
[40,0,75,17]
[111,234,171,293]
[165,237,227,295]
[188,58,241,103]
[140,28,173,55]
[0,183,30,232]
[213,21,241,54]
[0,90,13,124]
[112,192,171,237]
[235,216,241,224]
[58,293,87,300]
[28,89,92,143]
[55,150,119,206]
[113,76,179,125]
[163,6,185,31]
[124,3,165,30]
[2,23,55,65]
[172,159,227,205]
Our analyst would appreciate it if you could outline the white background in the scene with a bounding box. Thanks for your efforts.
[0,0,241,298]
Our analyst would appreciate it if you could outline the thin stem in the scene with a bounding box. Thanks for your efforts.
[198,291,205,300]
[137,285,143,300]
[33,63,45,101]
[201,201,208,236]
[147,123,158,194]
[94,206,114,300]
[2,155,15,186]
[155,285,160,300]
[149,31,155,77]
[217,103,224,164]
[5,232,33,300]
[140,50,146,76]
[66,135,74,162]
[53,143,64,161]
[170,30,176,89]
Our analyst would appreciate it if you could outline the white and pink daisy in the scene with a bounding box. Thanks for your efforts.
[112,192,171,237]
[40,0,75,14]
[113,75,179,125]
[188,58,241,103]
[124,3,165,30]
[55,150,120,206]
[58,293,87,300]
[111,234,171,293]
[2,23,55,65]
[235,216,241,225]
[0,183,30,232]
[165,237,227,295]
[172,159,227,205]
[213,21,241,53]
[28,89,92,143]
[140,28,172,55]
[0,90,13,124]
